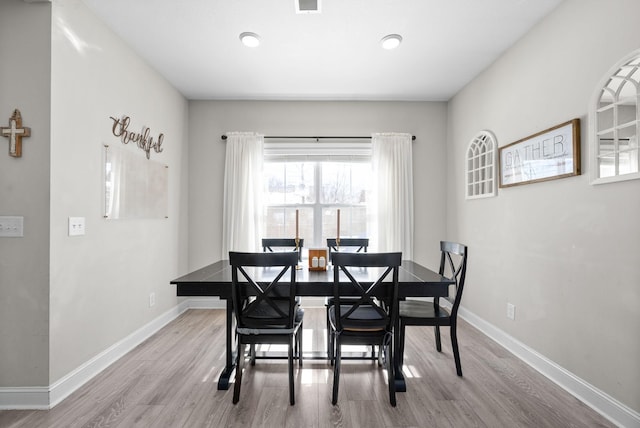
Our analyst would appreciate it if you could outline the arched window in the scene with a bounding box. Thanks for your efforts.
[466,130,497,199]
[591,50,640,184]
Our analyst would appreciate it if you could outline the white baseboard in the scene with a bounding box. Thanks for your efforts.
[2,298,639,428]
[186,297,225,309]
[0,388,50,410]
[456,305,640,428]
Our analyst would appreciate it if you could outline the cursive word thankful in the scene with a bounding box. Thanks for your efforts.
[109,115,164,159]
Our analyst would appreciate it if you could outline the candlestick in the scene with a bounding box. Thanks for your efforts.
[336,209,340,248]
[295,209,301,269]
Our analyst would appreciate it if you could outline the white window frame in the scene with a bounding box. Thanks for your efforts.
[262,139,373,248]
[590,49,640,185]
[465,130,498,199]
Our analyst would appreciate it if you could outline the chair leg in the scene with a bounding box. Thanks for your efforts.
[434,325,442,352]
[450,322,462,376]
[250,344,256,366]
[233,343,245,404]
[289,339,295,405]
[326,307,330,356]
[328,325,335,366]
[398,321,406,368]
[331,335,341,405]
[385,335,396,407]
[294,330,298,363]
[298,323,303,367]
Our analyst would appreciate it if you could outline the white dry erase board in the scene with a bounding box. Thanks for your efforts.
[104,144,168,219]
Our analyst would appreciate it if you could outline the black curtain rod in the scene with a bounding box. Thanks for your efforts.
[221,135,416,141]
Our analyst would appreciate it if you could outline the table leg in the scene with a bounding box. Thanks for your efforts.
[394,315,407,392]
[217,298,236,390]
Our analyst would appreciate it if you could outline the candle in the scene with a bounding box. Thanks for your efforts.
[295,209,299,241]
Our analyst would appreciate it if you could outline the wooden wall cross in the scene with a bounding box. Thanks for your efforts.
[1,109,31,157]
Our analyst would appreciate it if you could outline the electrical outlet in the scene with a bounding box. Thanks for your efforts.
[68,217,85,236]
[507,303,516,320]
[0,216,24,237]
[149,292,156,307]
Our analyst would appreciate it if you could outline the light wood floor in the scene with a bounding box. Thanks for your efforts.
[0,308,614,428]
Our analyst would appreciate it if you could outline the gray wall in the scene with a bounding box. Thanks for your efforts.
[447,0,640,411]
[48,0,189,383]
[186,100,448,273]
[0,0,51,388]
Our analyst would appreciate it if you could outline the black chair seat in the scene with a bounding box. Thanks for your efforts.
[399,300,451,323]
[329,305,387,331]
[242,300,305,325]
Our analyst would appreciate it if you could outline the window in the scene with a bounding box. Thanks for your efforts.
[591,50,640,184]
[466,130,497,199]
[262,139,373,252]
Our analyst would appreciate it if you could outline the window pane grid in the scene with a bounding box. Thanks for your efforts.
[264,161,371,249]
[592,51,640,183]
[466,131,497,199]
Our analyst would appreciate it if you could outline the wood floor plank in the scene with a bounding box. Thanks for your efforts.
[285,370,321,428]
[249,386,289,428]
[0,309,616,428]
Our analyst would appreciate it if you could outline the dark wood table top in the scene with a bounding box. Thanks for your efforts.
[171,259,453,298]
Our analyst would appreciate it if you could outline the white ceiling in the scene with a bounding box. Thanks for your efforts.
[81,0,563,101]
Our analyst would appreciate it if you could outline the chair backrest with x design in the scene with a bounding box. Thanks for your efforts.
[331,252,401,333]
[437,241,468,318]
[262,238,304,262]
[229,251,298,331]
[326,238,369,262]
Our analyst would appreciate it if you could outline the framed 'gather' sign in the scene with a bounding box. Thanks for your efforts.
[499,119,581,188]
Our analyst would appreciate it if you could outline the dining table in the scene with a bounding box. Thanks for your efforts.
[171,259,454,392]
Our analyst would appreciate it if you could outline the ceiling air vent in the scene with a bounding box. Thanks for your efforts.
[296,0,321,14]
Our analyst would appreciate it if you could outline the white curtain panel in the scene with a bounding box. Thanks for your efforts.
[222,132,264,256]
[372,132,414,260]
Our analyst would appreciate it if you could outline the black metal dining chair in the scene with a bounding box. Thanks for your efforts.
[397,241,468,376]
[262,238,304,262]
[325,237,370,359]
[229,251,304,405]
[328,252,401,406]
[262,237,304,313]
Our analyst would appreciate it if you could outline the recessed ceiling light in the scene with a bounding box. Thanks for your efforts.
[239,32,260,48]
[380,34,402,50]
[295,0,321,14]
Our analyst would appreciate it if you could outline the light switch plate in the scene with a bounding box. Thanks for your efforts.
[507,303,516,320]
[68,217,85,236]
[0,216,24,237]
